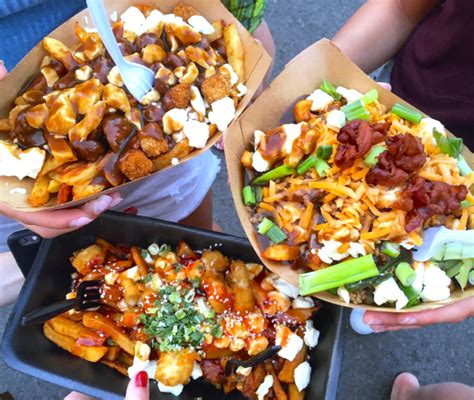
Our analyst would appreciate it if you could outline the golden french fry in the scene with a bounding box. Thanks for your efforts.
[288,383,305,400]
[43,322,107,362]
[72,179,106,201]
[155,350,197,386]
[47,179,61,193]
[49,316,104,343]
[83,312,135,355]
[43,132,77,163]
[131,246,149,277]
[52,161,99,186]
[0,118,10,131]
[43,37,76,70]
[265,363,288,400]
[38,155,66,178]
[206,20,223,42]
[68,100,106,142]
[105,346,121,361]
[223,23,245,82]
[70,79,103,115]
[28,176,51,207]
[45,92,76,135]
[71,244,106,275]
[101,359,129,376]
[278,345,308,383]
[262,244,300,261]
[151,139,191,171]
[229,260,255,312]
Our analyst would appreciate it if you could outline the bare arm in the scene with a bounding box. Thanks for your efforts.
[333,0,440,73]
[0,252,24,307]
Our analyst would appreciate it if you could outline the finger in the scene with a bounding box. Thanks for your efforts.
[22,223,75,239]
[64,392,95,400]
[0,60,7,80]
[125,371,149,400]
[372,325,422,333]
[377,82,392,91]
[0,194,122,230]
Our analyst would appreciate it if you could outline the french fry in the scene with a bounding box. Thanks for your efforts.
[96,238,128,258]
[155,350,197,386]
[229,260,255,312]
[43,37,76,70]
[71,244,106,275]
[38,155,67,178]
[278,345,308,383]
[206,20,223,42]
[288,383,305,400]
[263,244,300,261]
[265,363,288,400]
[223,23,245,82]
[0,117,10,131]
[47,179,62,193]
[101,359,129,376]
[27,176,51,207]
[49,316,105,345]
[130,246,148,277]
[83,312,135,355]
[105,346,121,361]
[57,184,72,204]
[120,278,140,307]
[117,351,133,367]
[72,179,107,201]
[43,322,107,362]
[43,131,77,163]
[51,161,99,186]
[151,139,191,171]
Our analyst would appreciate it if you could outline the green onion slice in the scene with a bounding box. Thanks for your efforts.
[316,145,333,160]
[360,89,378,105]
[380,242,401,258]
[242,186,256,206]
[395,262,416,287]
[364,145,386,167]
[266,225,287,244]
[251,165,295,186]
[391,103,423,124]
[258,217,274,235]
[342,100,370,121]
[320,80,342,100]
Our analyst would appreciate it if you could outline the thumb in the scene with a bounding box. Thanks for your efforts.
[0,60,7,80]
[125,371,149,400]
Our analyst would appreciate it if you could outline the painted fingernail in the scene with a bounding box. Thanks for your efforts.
[90,195,114,215]
[69,217,92,228]
[135,371,148,388]
[350,309,374,335]
[400,317,417,325]
[109,195,123,208]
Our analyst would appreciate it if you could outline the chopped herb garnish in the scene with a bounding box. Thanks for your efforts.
[140,273,153,284]
[158,244,172,257]
[141,249,149,259]
[106,338,116,346]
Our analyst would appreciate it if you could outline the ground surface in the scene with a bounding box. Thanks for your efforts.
[1,0,473,399]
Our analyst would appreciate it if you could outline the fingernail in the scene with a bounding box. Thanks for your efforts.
[90,195,114,215]
[400,317,417,325]
[69,217,92,228]
[134,371,148,388]
[350,309,374,335]
[109,195,123,209]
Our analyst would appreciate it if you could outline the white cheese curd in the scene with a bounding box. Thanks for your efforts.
[423,263,451,287]
[237,83,248,97]
[9,187,27,195]
[418,117,445,144]
[183,119,210,148]
[110,11,118,22]
[421,285,451,302]
[190,86,206,115]
[157,382,184,396]
[75,65,92,81]
[294,362,312,392]
[277,332,304,361]
[411,262,425,293]
[140,89,161,106]
[304,320,320,348]
[282,123,303,154]
[373,278,409,310]
[236,366,252,376]
[188,15,215,34]
[120,6,146,35]
[104,271,119,285]
[221,64,239,86]
[337,286,351,304]
[326,109,346,130]
[292,296,315,309]
[272,277,299,298]
[306,89,333,111]
[317,240,349,264]
[252,150,270,172]
[171,157,180,166]
[208,97,236,131]
[191,362,203,379]
[141,9,164,33]
[126,266,141,281]
[0,142,46,180]
[163,108,188,134]
[374,187,400,209]
[348,242,367,258]
[254,130,266,149]
[399,238,416,250]
[336,86,363,103]
[256,375,273,400]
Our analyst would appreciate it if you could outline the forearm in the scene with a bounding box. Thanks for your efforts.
[0,251,24,306]
[333,0,429,73]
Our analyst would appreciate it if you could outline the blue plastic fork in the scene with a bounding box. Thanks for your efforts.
[86,0,155,101]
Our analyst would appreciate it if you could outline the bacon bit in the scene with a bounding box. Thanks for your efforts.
[76,336,106,346]
[335,120,390,169]
[393,176,468,232]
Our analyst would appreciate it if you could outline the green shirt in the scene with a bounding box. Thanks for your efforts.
[221,0,267,33]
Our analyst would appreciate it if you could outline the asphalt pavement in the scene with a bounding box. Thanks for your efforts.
[1,0,473,399]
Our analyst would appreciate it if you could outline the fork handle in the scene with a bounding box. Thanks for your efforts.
[21,299,77,326]
[86,0,126,69]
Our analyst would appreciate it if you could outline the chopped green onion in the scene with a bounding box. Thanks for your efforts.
[457,155,472,176]
[258,217,274,235]
[266,225,287,244]
[364,145,386,167]
[296,154,318,175]
[299,255,379,295]
[316,145,333,160]
[242,186,256,206]
[402,286,421,308]
[255,187,263,203]
[391,103,423,124]
[360,89,378,105]
[469,270,474,286]
[461,200,473,209]
[380,242,401,258]
[251,165,295,186]
[320,79,341,100]
[455,261,472,290]
[297,150,332,176]
[395,262,416,287]
[315,158,330,177]
[342,100,370,121]
[148,243,160,256]
[445,261,462,278]
[433,130,463,159]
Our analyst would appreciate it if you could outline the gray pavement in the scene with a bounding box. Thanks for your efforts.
[1,1,473,399]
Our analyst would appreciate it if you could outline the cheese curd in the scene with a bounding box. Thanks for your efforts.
[292,296,315,309]
[120,6,146,35]
[157,382,184,396]
[373,278,409,310]
[318,240,366,264]
[326,109,346,130]
[337,286,351,304]
[191,362,203,379]
[276,327,304,361]
[304,320,320,348]
[272,277,299,298]
[412,262,425,293]
[208,97,236,132]
[420,263,451,302]
[0,142,46,180]
[418,117,445,144]
[190,86,206,115]
[282,123,303,154]
[237,83,248,97]
[188,15,215,34]
[126,266,141,281]
[183,119,209,148]
[75,65,92,81]
[236,366,252,376]
[306,89,333,112]
[221,64,239,86]
[294,361,312,391]
[252,150,270,172]
[336,86,362,103]
[256,375,273,400]
[163,108,188,134]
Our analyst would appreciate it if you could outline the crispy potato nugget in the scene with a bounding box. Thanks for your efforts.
[201,250,229,272]
[71,244,106,275]
[172,4,199,21]
[118,149,153,181]
[263,244,300,261]
[200,74,231,104]
[43,322,107,362]
[163,83,191,111]
[155,351,197,386]
[28,176,51,207]
[229,260,255,312]
[223,23,245,82]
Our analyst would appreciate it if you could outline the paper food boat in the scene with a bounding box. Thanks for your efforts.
[225,38,474,312]
[0,0,272,211]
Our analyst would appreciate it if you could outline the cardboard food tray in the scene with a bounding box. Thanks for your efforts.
[0,0,272,211]
[3,211,343,400]
[224,38,474,313]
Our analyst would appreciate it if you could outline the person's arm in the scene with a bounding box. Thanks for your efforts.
[333,0,440,73]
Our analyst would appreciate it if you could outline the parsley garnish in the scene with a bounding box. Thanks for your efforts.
[106,338,116,346]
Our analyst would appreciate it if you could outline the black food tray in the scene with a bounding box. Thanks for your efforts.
[3,211,343,400]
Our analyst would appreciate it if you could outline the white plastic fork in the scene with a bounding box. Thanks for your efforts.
[86,0,154,101]
[412,226,474,261]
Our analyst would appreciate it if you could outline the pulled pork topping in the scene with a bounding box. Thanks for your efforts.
[366,133,426,187]
[393,176,468,232]
[335,120,390,170]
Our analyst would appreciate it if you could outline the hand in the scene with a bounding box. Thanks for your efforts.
[64,371,149,400]
[0,193,122,238]
[0,60,7,80]
[361,297,474,333]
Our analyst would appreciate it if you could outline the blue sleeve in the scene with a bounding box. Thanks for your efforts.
[0,0,86,69]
